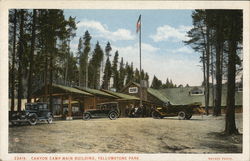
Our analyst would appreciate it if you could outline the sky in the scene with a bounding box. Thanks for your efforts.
[63,9,203,86]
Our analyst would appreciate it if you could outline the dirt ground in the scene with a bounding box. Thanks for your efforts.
[9,114,242,153]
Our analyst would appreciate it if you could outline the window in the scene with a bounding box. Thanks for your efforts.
[235,87,243,92]
[190,88,203,96]
[53,104,61,115]
[72,106,79,112]
[129,87,138,93]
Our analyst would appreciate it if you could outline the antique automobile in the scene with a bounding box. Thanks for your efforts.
[10,102,53,125]
[151,102,203,120]
[83,102,120,120]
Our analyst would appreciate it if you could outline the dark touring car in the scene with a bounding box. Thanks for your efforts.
[83,102,120,120]
[10,102,53,125]
[151,102,203,120]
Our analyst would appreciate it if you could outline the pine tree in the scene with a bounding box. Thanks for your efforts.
[125,62,134,85]
[67,52,78,84]
[117,57,125,91]
[141,69,145,81]
[64,16,77,85]
[88,41,104,89]
[124,62,129,84]
[27,9,37,103]
[101,42,112,89]
[105,41,112,58]
[185,10,213,115]
[9,9,78,111]
[225,10,242,135]
[212,11,225,116]
[77,37,83,86]
[144,72,149,82]
[134,68,140,83]
[33,9,76,109]
[82,31,91,87]
[111,51,119,89]
[17,9,25,112]
[9,9,18,112]
[166,78,170,88]
[151,75,162,89]
[170,79,174,88]
[101,57,112,89]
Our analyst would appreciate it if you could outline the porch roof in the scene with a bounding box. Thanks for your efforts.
[75,87,117,98]
[32,83,93,97]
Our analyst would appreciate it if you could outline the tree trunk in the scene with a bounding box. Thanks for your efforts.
[225,14,239,135]
[65,41,70,85]
[214,15,223,116]
[17,10,25,112]
[49,42,55,112]
[49,53,53,112]
[11,9,17,112]
[86,57,88,88]
[44,53,48,102]
[27,9,37,103]
[199,18,210,116]
[205,28,210,115]
[218,47,224,116]
[202,51,207,114]
[211,45,215,108]
[78,59,81,86]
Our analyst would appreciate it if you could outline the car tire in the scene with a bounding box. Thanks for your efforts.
[109,112,118,120]
[47,115,53,124]
[83,113,91,120]
[152,111,161,119]
[178,111,186,120]
[29,115,38,125]
[185,113,192,120]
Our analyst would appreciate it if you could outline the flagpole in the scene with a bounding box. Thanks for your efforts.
[139,15,142,107]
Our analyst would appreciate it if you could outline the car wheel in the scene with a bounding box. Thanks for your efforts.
[152,111,161,119]
[109,112,118,120]
[83,113,91,120]
[178,111,186,120]
[185,113,192,120]
[29,115,38,125]
[47,115,53,124]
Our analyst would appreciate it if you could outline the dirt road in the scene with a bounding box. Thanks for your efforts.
[9,114,242,153]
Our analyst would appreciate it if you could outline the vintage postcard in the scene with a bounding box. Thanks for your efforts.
[0,0,249,161]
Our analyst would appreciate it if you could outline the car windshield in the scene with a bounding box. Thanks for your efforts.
[99,103,118,110]
[26,104,38,110]
[38,104,48,110]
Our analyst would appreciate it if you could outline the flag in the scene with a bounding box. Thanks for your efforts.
[136,15,141,33]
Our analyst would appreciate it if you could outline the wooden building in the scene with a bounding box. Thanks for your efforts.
[32,84,140,119]
[31,81,242,119]
[120,82,171,107]
[32,84,93,119]
[75,86,118,110]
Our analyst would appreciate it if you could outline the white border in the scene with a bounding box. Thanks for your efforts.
[0,1,249,161]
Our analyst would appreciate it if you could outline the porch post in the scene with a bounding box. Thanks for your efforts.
[67,94,73,120]
[61,96,64,119]
[93,96,97,109]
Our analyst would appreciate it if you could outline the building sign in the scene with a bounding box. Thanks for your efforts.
[129,87,138,93]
